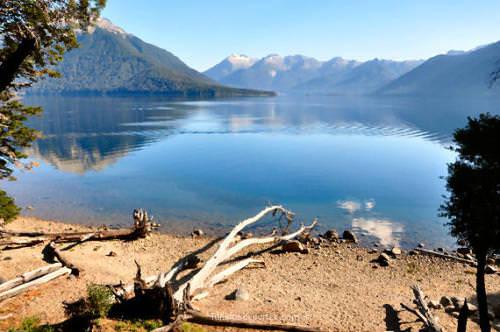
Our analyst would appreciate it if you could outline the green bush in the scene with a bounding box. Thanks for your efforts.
[7,316,53,332]
[86,284,114,319]
[0,189,20,224]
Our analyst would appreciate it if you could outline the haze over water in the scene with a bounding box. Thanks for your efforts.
[5,95,500,248]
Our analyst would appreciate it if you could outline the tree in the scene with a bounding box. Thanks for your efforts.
[0,0,106,222]
[440,113,500,332]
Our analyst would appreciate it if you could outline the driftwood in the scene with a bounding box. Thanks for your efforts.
[43,241,83,276]
[0,266,71,302]
[414,248,477,266]
[401,285,444,332]
[110,205,322,331]
[0,263,63,293]
[0,209,159,250]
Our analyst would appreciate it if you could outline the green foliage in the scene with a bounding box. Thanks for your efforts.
[7,316,53,332]
[28,25,274,97]
[440,112,500,332]
[86,284,114,319]
[440,113,500,255]
[114,319,163,332]
[0,0,106,214]
[0,189,20,223]
[179,322,207,332]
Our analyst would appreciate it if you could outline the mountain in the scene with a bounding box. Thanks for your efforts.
[377,41,500,96]
[214,54,324,91]
[295,59,422,95]
[204,54,257,81]
[207,53,421,94]
[29,19,274,97]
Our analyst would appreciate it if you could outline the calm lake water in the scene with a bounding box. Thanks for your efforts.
[3,95,499,248]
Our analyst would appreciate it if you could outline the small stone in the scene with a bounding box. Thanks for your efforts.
[191,228,204,237]
[451,312,460,318]
[238,231,253,239]
[106,251,117,257]
[418,243,425,248]
[437,247,445,252]
[26,205,34,211]
[356,255,363,261]
[282,240,308,254]
[323,229,339,241]
[440,296,452,307]
[428,300,442,309]
[3,256,12,261]
[233,288,250,301]
[485,265,497,274]
[377,253,391,266]
[457,247,472,255]
[391,247,402,256]
[368,248,378,254]
[409,250,419,256]
[342,230,358,243]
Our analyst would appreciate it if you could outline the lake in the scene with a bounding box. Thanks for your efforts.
[3,95,499,248]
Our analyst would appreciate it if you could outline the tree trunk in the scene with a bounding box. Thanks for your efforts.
[476,253,491,332]
[0,37,36,93]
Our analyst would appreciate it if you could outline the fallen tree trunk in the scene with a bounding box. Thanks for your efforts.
[108,205,321,331]
[414,248,477,266]
[0,266,71,302]
[43,242,83,276]
[0,263,63,293]
[401,285,444,332]
[0,209,159,250]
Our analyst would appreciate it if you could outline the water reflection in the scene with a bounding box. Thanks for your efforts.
[352,217,404,247]
[3,95,498,247]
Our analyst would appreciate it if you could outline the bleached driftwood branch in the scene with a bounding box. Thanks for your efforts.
[0,264,71,302]
[111,205,320,331]
[401,285,444,332]
[0,208,159,250]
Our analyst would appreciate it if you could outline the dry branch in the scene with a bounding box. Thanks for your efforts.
[0,208,159,250]
[401,285,444,332]
[414,248,477,266]
[0,263,63,293]
[0,267,71,302]
[43,241,83,276]
[109,205,320,331]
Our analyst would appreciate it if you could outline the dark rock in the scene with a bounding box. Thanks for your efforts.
[440,296,452,307]
[409,250,419,256]
[106,251,117,257]
[342,230,358,243]
[418,243,425,248]
[227,288,250,301]
[457,247,472,255]
[191,228,204,237]
[377,253,391,266]
[428,300,442,309]
[282,240,308,254]
[323,229,339,241]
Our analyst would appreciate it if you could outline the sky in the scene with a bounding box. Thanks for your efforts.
[102,1,500,71]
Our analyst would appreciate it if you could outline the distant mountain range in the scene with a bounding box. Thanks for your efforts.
[204,54,423,94]
[206,42,500,96]
[377,41,500,96]
[28,19,274,97]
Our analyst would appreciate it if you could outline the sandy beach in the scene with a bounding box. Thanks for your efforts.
[0,216,499,331]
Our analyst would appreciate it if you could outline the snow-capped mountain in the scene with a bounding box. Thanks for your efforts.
[204,54,257,81]
[205,54,323,91]
[205,53,422,94]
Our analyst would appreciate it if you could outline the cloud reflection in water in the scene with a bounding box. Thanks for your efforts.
[352,217,404,247]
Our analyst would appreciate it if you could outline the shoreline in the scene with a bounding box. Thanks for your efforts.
[1,216,499,331]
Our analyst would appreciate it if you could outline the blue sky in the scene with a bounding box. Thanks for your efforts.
[102,1,500,71]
